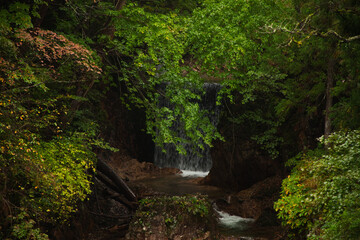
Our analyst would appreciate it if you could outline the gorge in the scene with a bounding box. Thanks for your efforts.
[1,0,359,239]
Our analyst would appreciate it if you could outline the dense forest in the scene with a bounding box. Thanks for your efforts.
[1,0,360,239]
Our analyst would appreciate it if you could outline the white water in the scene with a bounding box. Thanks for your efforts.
[179,170,209,178]
[215,209,255,230]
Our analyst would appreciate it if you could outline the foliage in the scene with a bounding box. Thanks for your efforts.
[275,130,360,239]
[20,134,95,221]
[139,195,210,218]
[182,0,293,156]
[0,2,33,32]
[272,0,360,134]
[99,0,299,157]
[15,28,101,80]
[107,1,225,154]
[0,2,103,238]
[11,210,49,240]
[43,0,219,155]
[187,0,289,98]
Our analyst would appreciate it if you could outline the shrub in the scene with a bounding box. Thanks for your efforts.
[0,133,96,239]
[0,6,102,238]
[275,130,360,239]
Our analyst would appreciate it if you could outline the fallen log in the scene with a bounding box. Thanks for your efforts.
[96,156,137,202]
[94,174,136,209]
[104,187,137,209]
[95,171,123,197]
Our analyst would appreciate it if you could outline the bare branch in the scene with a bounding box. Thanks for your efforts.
[319,30,360,43]
[1,83,43,94]
[261,8,360,45]
[262,20,360,45]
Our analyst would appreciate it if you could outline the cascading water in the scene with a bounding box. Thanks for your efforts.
[154,83,221,172]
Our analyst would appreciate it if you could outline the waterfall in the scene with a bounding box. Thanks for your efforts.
[154,83,221,172]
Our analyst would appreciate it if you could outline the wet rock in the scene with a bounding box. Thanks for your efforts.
[216,176,282,220]
[255,208,280,227]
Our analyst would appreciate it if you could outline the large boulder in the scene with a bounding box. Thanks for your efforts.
[204,139,281,191]
[215,176,282,222]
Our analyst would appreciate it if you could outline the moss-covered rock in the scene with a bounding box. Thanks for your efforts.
[126,195,217,239]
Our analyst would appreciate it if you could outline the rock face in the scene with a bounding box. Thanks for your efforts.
[204,139,281,191]
[100,82,155,163]
[201,95,284,191]
[213,175,284,240]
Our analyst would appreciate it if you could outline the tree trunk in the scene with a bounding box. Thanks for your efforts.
[33,0,51,27]
[100,0,127,38]
[324,50,336,139]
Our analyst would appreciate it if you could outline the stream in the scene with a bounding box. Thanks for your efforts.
[133,171,279,239]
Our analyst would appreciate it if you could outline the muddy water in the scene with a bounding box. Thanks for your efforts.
[133,172,278,239]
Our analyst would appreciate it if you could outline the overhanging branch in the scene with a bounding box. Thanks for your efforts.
[261,10,360,45]
[262,24,360,44]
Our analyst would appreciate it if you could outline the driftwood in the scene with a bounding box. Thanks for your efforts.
[96,156,137,203]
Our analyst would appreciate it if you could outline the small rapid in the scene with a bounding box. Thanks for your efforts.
[216,209,255,230]
[179,170,209,178]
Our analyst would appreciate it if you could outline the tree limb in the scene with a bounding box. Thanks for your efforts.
[319,30,360,43]
[261,10,360,44]
[262,24,360,44]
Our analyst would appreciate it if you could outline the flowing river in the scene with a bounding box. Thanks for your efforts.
[133,171,279,239]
